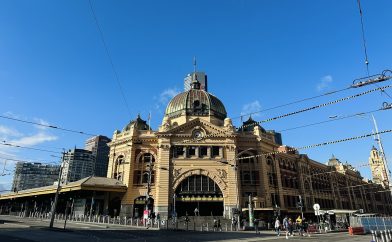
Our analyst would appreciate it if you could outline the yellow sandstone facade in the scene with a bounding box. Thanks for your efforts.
[107,73,392,219]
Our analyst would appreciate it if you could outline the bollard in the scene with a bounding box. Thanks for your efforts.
[225,223,228,232]
[176,220,178,230]
[193,221,195,231]
[207,223,209,232]
[136,218,139,227]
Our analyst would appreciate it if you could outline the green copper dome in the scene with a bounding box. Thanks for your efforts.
[165,89,227,120]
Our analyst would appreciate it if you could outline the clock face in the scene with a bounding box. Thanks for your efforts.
[193,130,203,140]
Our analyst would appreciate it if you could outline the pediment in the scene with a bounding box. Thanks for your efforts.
[157,118,232,139]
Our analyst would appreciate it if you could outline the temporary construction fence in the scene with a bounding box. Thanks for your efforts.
[350,216,392,234]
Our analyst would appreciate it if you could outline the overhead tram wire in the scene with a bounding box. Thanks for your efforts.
[233,69,392,120]
[223,129,392,163]
[0,156,56,164]
[0,115,97,137]
[239,83,392,130]
[276,105,391,133]
[356,1,392,101]
[88,0,132,116]
[1,141,62,154]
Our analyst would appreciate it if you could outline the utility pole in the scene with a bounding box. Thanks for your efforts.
[298,195,304,220]
[248,194,254,227]
[146,154,153,212]
[49,151,65,228]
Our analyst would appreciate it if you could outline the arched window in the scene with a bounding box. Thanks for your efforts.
[116,155,125,165]
[266,156,273,166]
[176,175,222,196]
[139,153,155,163]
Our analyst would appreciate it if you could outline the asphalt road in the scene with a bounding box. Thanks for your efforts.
[0,215,373,242]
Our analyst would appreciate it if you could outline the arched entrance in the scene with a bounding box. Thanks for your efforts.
[174,175,223,217]
[133,196,154,218]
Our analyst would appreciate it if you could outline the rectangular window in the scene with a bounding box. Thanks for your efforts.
[174,146,184,158]
[212,146,220,157]
[200,146,208,157]
[252,171,260,185]
[188,146,196,157]
[133,170,141,185]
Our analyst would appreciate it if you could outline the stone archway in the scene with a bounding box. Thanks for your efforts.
[173,170,227,217]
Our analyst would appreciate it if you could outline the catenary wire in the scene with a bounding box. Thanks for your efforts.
[240,84,392,130]
[1,141,62,154]
[0,115,97,136]
[356,1,392,100]
[276,107,387,133]
[88,0,132,116]
[225,129,392,163]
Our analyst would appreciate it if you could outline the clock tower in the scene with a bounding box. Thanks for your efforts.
[369,146,390,188]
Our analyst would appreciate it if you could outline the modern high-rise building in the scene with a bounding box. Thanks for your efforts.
[61,149,95,183]
[85,135,111,177]
[184,72,208,91]
[11,162,60,192]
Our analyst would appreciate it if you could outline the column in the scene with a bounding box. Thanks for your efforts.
[155,139,171,217]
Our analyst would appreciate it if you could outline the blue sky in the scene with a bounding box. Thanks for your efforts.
[1,0,392,191]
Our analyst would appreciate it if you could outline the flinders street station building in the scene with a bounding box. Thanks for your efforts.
[106,72,392,219]
[0,71,391,220]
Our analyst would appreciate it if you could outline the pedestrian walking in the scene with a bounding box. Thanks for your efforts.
[283,216,289,239]
[217,218,222,232]
[288,218,294,237]
[254,218,260,234]
[302,218,310,237]
[274,217,281,236]
[295,216,302,236]
[194,207,199,216]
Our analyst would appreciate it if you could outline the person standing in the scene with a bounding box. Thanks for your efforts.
[194,207,199,216]
[274,218,281,236]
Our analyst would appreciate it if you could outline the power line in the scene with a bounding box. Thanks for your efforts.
[234,69,391,120]
[1,141,62,154]
[355,1,392,101]
[233,87,350,120]
[356,0,370,76]
[88,0,132,116]
[276,107,388,133]
[240,84,392,130]
[0,115,97,136]
[0,156,56,164]
[227,129,392,162]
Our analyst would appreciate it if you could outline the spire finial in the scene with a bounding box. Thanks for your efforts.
[193,56,197,73]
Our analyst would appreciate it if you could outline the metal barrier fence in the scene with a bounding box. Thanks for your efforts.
[370,229,392,242]
[12,212,237,232]
[350,216,392,233]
